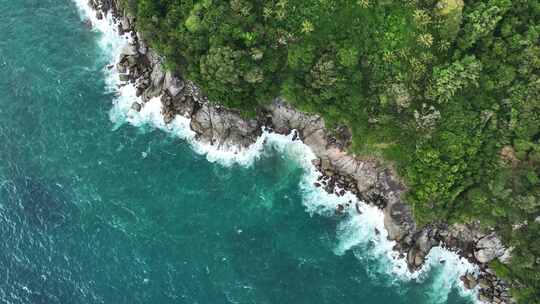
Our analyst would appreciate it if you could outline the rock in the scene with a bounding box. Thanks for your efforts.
[406,228,438,271]
[383,192,414,242]
[414,253,424,267]
[164,71,184,96]
[137,32,148,55]
[121,16,131,32]
[120,43,138,58]
[443,223,482,255]
[131,102,141,112]
[96,11,103,20]
[117,63,127,74]
[149,63,165,93]
[335,204,344,214]
[117,23,124,36]
[460,274,478,289]
[126,55,138,68]
[190,104,262,148]
[478,278,491,289]
[478,293,491,303]
[119,73,129,82]
[467,275,478,289]
[163,112,174,124]
[475,233,505,264]
[355,203,362,214]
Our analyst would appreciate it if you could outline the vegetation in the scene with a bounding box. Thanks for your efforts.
[123,0,540,301]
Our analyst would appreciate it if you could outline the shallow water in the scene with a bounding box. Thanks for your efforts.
[0,1,477,303]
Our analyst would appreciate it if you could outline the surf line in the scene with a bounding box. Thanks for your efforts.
[72,1,480,303]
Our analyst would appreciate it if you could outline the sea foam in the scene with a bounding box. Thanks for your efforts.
[73,1,480,302]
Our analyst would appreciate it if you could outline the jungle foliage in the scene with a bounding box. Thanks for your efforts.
[122,0,540,301]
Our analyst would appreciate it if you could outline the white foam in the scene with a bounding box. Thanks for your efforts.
[73,1,480,302]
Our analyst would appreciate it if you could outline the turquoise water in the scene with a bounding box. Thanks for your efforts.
[0,1,476,303]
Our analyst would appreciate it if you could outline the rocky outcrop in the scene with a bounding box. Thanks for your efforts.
[88,1,514,302]
[406,226,439,270]
[190,104,262,148]
[475,233,506,264]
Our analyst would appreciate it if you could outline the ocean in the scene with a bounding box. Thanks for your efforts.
[0,0,478,303]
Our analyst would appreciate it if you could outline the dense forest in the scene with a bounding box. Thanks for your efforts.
[119,0,539,302]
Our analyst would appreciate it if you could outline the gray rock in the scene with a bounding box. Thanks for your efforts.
[121,16,131,32]
[190,104,261,148]
[461,274,478,289]
[164,71,184,97]
[116,63,127,74]
[478,294,491,303]
[150,63,165,91]
[442,223,483,254]
[131,102,141,112]
[406,227,438,271]
[478,278,491,289]
[172,95,196,116]
[137,32,148,55]
[475,233,506,264]
[120,43,138,58]
[119,73,129,82]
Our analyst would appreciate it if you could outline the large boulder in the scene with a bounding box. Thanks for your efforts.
[171,95,196,117]
[120,15,131,32]
[384,192,414,242]
[120,43,138,58]
[190,104,261,148]
[265,100,327,151]
[164,71,184,97]
[442,223,483,254]
[150,63,165,89]
[136,32,148,55]
[406,227,439,270]
[474,233,505,264]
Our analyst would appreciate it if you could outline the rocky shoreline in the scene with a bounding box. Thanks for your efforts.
[86,1,513,302]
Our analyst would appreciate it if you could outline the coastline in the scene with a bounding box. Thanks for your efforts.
[78,1,514,303]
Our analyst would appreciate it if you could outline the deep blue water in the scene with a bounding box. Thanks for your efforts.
[0,1,477,303]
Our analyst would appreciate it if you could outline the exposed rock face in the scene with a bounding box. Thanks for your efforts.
[475,233,506,264]
[190,104,262,148]
[120,43,138,57]
[266,100,328,152]
[164,71,184,97]
[406,227,439,270]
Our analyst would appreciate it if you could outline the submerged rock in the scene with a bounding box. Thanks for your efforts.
[131,102,141,112]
